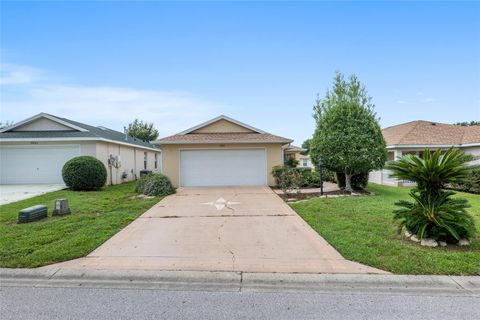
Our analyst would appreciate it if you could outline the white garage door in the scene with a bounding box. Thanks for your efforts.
[180,149,267,187]
[0,145,80,184]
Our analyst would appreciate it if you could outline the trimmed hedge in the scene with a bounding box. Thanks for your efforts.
[135,173,176,197]
[62,156,107,191]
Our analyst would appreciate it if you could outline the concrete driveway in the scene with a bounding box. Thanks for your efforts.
[55,187,387,274]
[0,184,65,205]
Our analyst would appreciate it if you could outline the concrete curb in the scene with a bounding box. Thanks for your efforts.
[1,268,479,294]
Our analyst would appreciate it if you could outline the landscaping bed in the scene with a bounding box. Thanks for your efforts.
[275,189,371,201]
[290,183,480,275]
[0,181,160,268]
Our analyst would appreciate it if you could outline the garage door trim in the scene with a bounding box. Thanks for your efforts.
[178,147,268,187]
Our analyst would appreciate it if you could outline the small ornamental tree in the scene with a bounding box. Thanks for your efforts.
[310,72,387,192]
[127,119,159,142]
[386,148,476,242]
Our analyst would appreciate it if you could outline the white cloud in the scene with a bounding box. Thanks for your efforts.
[0,63,232,136]
[416,91,424,96]
[0,63,43,85]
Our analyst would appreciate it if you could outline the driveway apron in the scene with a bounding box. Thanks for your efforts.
[53,187,387,274]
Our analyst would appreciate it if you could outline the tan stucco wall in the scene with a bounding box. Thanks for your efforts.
[285,150,302,161]
[161,143,284,187]
[191,119,255,133]
[14,118,74,131]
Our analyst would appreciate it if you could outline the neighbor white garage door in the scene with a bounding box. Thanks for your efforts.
[0,145,80,184]
[180,149,267,187]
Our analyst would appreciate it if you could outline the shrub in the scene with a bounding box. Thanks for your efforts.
[62,156,107,191]
[393,191,475,242]
[447,168,480,194]
[385,148,476,242]
[273,165,334,188]
[272,166,304,193]
[135,173,175,197]
[336,171,369,190]
[322,168,337,183]
[303,170,320,187]
[285,157,299,168]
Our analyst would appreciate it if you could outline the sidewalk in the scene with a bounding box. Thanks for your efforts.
[1,268,479,295]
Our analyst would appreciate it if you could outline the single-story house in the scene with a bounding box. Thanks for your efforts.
[154,115,293,187]
[0,113,161,185]
[369,120,480,186]
[283,145,315,169]
[298,154,315,169]
[283,145,304,162]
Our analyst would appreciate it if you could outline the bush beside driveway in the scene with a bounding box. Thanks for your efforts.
[290,183,480,275]
[0,182,160,268]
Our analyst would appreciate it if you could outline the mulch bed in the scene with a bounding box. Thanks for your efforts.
[278,189,370,201]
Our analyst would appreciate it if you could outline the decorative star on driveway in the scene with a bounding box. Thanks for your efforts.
[201,197,240,210]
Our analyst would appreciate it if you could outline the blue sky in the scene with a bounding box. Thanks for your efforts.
[1,1,479,144]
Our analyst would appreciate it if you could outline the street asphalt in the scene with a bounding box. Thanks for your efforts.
[1,285,479,320]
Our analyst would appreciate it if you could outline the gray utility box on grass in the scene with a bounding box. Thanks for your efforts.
[18,205,48,223]
[52,198,71,216]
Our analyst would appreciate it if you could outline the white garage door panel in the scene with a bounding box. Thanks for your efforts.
[180,149,266,187]
[0,145,80,184]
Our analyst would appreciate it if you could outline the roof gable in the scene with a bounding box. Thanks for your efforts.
[0,113,159,151]
[13,117,75,132]
[1,113,87,133]
[190,119,256,134]
[155,115,292,145]
[178,115,266,135]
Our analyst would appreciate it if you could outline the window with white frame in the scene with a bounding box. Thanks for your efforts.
[154,153,158,169]
[302,159,308,167]
[144,152,147,170]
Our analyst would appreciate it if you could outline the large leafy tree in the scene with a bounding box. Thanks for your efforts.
[310,72,387,192]
[301,138,311,155]
[127,119,159,142]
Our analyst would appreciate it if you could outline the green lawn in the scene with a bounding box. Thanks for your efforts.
[0,182,159,268]
[290,184,480,275]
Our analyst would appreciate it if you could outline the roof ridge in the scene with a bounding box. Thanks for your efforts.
[382,120,422,130]
[382,119,456,131]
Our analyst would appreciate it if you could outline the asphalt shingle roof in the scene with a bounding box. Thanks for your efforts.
[0,113,158,150]
[382,120,480,146]
[155,132,292,144]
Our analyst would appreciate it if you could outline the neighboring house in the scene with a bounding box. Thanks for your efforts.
[283,145,304,162]
[0,113,161,185]
[154,115,292,187]
[283,145,314,169]
[369,120,480,186]
[298,154,315,169]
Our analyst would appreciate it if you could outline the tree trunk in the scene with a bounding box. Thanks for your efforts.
[345,172,353,193]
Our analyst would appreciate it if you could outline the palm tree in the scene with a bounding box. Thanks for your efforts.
[385,148,476,242]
